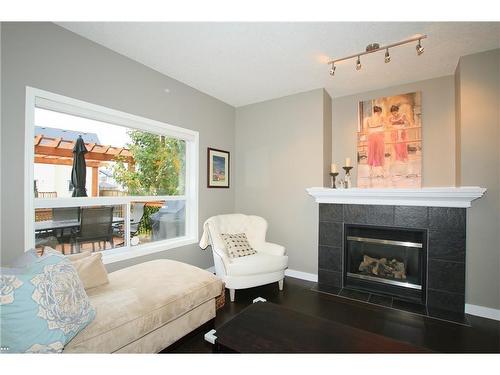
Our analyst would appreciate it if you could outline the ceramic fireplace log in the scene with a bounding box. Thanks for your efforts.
[358,255,407,280]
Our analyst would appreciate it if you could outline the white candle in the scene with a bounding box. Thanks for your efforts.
[330,163,338,173]
[345,157,351,167]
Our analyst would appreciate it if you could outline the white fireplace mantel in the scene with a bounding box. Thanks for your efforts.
[306,187,487,208]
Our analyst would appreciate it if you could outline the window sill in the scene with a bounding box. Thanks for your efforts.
[101,236,198,265]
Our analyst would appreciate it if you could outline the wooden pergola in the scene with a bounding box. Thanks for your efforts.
[34,134,134,197]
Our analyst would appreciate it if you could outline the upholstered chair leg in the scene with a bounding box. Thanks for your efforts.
[229,289,235,302]
[278,278,284,291]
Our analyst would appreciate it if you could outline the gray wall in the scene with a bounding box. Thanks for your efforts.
[234,89,330,274]
[331,76,456,187]
[0,22,235,270]
[456,49,500,310]
[323,91,333,187]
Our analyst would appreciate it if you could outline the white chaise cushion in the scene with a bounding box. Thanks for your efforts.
[226,253,289,277]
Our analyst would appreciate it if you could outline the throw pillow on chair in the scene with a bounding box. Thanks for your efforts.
[220,233,257,258]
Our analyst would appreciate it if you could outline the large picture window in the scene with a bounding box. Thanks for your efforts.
[25,88,199,264]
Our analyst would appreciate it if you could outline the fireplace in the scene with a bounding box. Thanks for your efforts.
[309,187,486,322]
[344,224,427,304]
[315,201,473,319]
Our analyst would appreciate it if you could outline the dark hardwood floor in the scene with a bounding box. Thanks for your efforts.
[169,277,500,353]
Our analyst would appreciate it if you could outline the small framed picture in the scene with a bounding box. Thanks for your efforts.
[207,147,230,188]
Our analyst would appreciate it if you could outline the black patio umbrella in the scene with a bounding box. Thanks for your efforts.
[71,135,88,197]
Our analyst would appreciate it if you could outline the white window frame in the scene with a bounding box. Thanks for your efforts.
[25,87,199,264]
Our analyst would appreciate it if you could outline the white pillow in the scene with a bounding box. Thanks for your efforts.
[220,233,257,259]
[66,252,109,290]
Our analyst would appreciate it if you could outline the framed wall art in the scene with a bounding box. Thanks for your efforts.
[207,147,230,188]
[357,92,422,188]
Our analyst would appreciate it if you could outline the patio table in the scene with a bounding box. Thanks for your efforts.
[35,217,125,233]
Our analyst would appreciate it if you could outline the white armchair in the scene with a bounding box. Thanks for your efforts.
[199,214,288,302]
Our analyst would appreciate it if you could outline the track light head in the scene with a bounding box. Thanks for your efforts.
[384,49,391,63]
[329,63,336,77]
[356,56,362,71]
[416,39,424,55]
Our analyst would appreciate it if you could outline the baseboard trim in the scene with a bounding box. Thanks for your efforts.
[285,269,318,282]
[206,266,317,282]
[465,304,500,321]
[283,270,500,322]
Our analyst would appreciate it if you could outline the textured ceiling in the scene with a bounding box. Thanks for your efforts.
[57,22,500,107]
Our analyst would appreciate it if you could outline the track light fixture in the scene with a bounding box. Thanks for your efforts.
[327,34,427,77]
[416,39,424,55]
[384,49,391,63]
[329,63,336,76]
[355,56,362,71]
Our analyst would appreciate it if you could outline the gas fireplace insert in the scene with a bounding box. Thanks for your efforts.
[344,224,427,303]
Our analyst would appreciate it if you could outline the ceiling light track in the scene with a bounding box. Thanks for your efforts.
[328,34,427,75]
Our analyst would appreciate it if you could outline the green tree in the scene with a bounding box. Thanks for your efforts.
[112,130,185,196]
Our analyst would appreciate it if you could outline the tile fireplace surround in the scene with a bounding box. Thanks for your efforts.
[307,187,486,324]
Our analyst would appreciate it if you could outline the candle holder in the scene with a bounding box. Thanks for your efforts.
[343,166,353,188]
[329,172,339,189]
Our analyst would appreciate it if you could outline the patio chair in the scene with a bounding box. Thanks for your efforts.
[35,236,59,251]
[71,206,114,253]
[112,202,146,247]
[53,206,80,221]
[130,202,146,237]
[52,207,80,252]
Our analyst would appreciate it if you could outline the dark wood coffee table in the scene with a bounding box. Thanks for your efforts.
[211,302,431,353]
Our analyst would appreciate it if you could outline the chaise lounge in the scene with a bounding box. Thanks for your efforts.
[64,259,222,353]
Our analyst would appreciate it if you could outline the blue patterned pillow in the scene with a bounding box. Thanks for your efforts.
[1,248,96,353]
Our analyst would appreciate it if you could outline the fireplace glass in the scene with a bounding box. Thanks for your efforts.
[344,224,427,303]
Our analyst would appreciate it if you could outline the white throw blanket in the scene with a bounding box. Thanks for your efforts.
[199,219,212,250]
[198,214,267,251]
